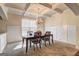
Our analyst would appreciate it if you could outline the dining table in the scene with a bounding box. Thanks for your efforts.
[22,34,53,53]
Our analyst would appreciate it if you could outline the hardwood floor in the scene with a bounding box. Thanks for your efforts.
[0,40,78,56]
[75,50,79,56]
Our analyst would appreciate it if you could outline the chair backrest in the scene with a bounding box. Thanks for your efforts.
[34,32,39,37]
[38,31,42,36]
[44,31,51,39]
[33,31,42,42]
[45,31,51,35]
[34,31,42,37]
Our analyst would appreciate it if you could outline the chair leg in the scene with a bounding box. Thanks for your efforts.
[22,38,24,48]
[45,40,47,47]
[49,39,50,45]
[39,41,41,49]
[52,38,53,44]
[52,35,53,44]
[33,44,35,51]
[30,40,32,48]
[36,44,38,49]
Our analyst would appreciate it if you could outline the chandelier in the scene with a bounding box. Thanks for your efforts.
[37,8,44,24]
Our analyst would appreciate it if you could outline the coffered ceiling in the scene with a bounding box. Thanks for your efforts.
[3,3,79,19]
[4,3,58,19]
[26,3,50,16]
[5,3,27,11]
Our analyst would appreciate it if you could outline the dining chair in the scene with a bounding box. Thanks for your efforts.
[43,31,51,46]
[31,31,42,51]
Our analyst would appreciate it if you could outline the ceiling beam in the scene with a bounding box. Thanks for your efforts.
[21,3,30,18]
[39,3,52,9]
[22,3,30,15]
[0,6,8,20]
[24,3,30,11]
[54,8,63,14]
[65,3,79,15]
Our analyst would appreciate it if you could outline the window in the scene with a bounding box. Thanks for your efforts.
[22,18,37,37]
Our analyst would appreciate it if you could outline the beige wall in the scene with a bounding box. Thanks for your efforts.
[7,13,22,43]
[7,13,22,26]
[45,9,77,26]
[45,9,79,46]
